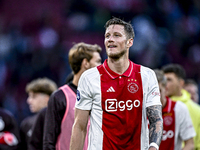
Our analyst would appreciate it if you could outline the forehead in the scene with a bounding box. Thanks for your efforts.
[165,73,178,79]
[105,24,125,34]
[28,92,45,97]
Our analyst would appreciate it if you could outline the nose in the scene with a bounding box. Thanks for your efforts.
[108,35,114,42]
[27,97,32,104]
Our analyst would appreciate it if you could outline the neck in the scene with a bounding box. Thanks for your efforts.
[177,90,182,96]
[172,89,182,97]
[107,57,129,75]
[72,71,83,86]
[162,97,167,109]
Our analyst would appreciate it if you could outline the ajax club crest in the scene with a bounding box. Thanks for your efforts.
[127,82,139,93]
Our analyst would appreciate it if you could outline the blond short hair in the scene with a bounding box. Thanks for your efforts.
[68,42,102,74]
[26,77,57,96]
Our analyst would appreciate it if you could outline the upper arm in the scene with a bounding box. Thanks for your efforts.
[146,105,162,125]
[70,108,90,150]
[76,71,94,110]
[73,108,90,131]
[183,138,194,150]
[142,68,161,107]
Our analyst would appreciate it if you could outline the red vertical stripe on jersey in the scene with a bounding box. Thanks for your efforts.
[160,97,176,150]
[97,60,143,150]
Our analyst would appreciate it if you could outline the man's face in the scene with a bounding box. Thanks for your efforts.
[164,73,182,97]
[88,51,101,68]
[184,84,199,103]
[27,92,49,113]
[104,25,132,59]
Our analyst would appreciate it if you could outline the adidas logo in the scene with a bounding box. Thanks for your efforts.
[107,86,115,92]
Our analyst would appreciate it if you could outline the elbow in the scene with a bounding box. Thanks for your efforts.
[188,143,195,150]
[183,138,195,150]
[185,144,194,150]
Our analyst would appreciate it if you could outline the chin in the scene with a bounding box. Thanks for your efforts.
[30,109,36,113]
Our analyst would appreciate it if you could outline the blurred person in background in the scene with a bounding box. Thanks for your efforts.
[20,78,57,150]
[162,64,200,149]
[28,72,73,150]
[184,79,199,104]
[0,108,20,150]
[154,69,195,150]
[43,42,102,150]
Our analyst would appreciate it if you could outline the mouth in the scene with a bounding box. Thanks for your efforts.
[29,105,34,110]
[108,45,117,48]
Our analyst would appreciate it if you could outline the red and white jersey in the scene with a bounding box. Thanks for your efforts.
[161,97,196,150]
[76,60,161,150]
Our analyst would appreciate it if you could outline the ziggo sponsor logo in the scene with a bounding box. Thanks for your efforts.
[162,130,174,141]
[105,99,140,112]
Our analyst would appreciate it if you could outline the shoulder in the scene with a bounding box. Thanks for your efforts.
[140,65,157,86]
[175,101,188,109]
[52,88,65,97]
[190,100,200,109]
[47,88,67,112]
[38,108,47,118]
[184,99,200,113]
[175,101,189,114]
[140,65,155,78]
[0,108,14,118]
[49,88,65,103]
[189,100,200,115]
[21,116,33,125]
[82,67,99,78]
[0,109,17,130]
[20,115,37,129]
[79,67,100,83]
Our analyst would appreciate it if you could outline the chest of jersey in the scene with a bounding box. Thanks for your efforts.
[160,100,176,150]
[97,64,144,149]
[101,74,143,112]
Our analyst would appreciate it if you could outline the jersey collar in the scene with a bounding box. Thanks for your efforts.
[103,59,133,79]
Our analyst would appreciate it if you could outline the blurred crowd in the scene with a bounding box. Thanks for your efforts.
[0,0,200,125]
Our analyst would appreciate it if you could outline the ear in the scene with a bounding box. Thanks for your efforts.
[43,95,50,105]
[180,78,185,88]
[81,58,90,70]
[127,38,133,48]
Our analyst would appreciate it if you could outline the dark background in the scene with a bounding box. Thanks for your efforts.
[0,0,200,125]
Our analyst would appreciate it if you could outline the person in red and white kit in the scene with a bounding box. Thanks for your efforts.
[70,17,163,150]
[154,69,196,150]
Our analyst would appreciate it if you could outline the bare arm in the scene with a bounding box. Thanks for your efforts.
[182,138,194,150]
[147,105,163,150]
[70,108,90,150]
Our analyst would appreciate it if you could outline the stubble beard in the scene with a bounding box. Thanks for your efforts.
[107,49,127,60]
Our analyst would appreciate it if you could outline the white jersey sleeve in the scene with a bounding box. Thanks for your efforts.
[75,67,100,110]
[175,101,196,143]
[141,66,161,108]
